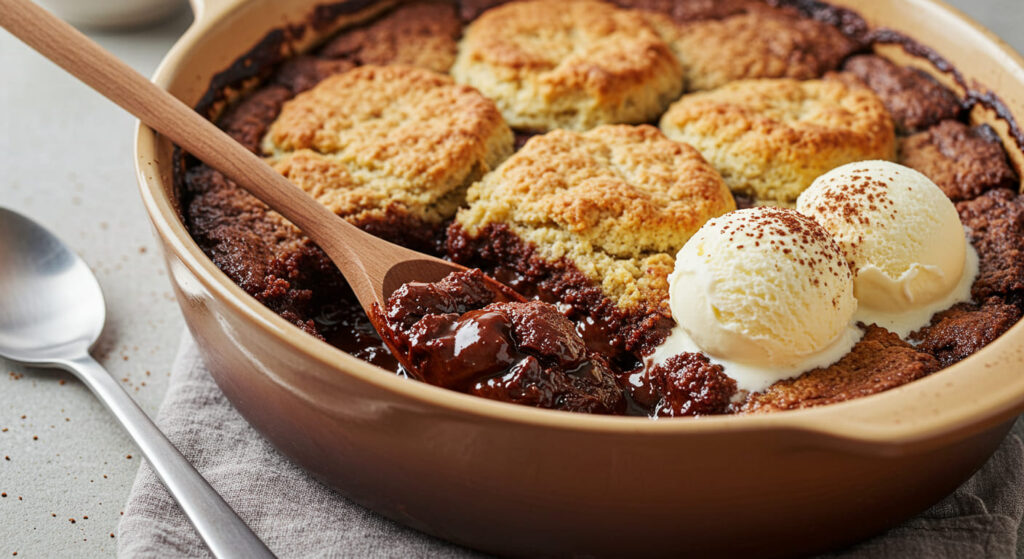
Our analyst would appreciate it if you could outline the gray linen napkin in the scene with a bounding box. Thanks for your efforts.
[117,333,1024,558]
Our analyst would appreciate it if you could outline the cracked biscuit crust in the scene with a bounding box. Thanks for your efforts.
[659,78,895,203]
[451,0,684,131]
[842,54,961,134]
[739,325,940,414]
[455,124,734,311]
[262,65,513,225]
[899,120,1018,202]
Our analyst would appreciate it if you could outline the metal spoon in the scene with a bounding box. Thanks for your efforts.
[0,207,275,559]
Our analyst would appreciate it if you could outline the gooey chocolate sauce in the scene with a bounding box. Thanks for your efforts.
[376,270,627,414]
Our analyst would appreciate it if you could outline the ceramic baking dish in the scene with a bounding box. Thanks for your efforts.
[135,0,1024,555]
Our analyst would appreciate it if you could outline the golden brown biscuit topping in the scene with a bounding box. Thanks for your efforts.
[456,124,734,310]
[263,65,513,224]
[451,0,684,131]
[660,78,896,203]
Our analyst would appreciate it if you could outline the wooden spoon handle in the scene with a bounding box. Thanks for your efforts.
[0,0,360,261]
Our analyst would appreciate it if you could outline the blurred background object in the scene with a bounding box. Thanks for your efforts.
[36,0,186,29]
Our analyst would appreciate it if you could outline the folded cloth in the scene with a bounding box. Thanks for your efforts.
[118,333,1024,558]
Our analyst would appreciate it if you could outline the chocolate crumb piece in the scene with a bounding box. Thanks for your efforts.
[381,270,626,414]
[272,55,355,95]
[910,297,1022,366]
[842,54,961,133]
[51,514,56,518]
[217,85,293,153]
[319,1,461,74]
[31,436,37,441]
[126,455,132,460]
[613,0,762,22]
[1,493,6,498]
[58,379,65,386]
[628,353,737,417]
[69,518,75,524]
[900,120,1018,201]
[110,534,115,539]
[739,325,940,413]
[446,222,672,360]
[83,515,88,519]
[957,189,1024,302]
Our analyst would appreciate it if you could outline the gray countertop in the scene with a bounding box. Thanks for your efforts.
[1,1,1023,557]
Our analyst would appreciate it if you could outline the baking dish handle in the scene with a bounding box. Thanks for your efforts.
[189,0,236,26]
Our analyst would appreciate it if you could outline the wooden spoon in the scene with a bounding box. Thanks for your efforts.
[0,0,521,369]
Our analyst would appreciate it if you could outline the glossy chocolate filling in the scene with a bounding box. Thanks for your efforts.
[379,270,626,413]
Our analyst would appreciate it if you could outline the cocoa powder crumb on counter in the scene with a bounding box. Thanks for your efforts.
[126,455,132,460]
[58,379,65,386]
[4,456,8,461]
[69,518,75,524]
[110,533,115,538]
[2,493,7,498]
[31,436,37,441]
[83,515,88,519]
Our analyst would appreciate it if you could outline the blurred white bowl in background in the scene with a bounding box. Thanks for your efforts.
[37,0,187,29]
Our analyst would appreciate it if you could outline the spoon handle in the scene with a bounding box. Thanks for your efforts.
[0,0,382,296]
[59,355,276,559]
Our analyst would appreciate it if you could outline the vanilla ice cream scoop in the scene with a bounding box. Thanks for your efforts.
[797,160,977,336]
[656,207,861,392]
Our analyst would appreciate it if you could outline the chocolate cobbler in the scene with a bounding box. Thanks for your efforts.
[177,0,1023,417]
